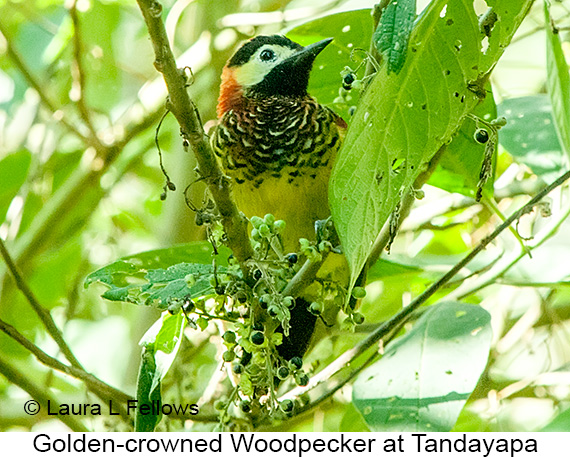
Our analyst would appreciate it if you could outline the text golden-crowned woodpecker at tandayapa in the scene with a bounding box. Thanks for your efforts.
[211,35,347,360]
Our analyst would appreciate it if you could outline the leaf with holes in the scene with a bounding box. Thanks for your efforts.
[353,302,492,431]
[84,241,231,309]
[330,0,533,289]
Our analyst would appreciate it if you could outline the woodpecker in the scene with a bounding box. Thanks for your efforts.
[211,35,347,360]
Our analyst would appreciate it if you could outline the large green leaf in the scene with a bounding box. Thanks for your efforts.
[498,95,564,183]
[85,241,231,308]
[545,0,570,163]
[330,0,533,289]
[353,302,492,432]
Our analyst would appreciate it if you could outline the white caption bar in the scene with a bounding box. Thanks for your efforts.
[1,432,564,456]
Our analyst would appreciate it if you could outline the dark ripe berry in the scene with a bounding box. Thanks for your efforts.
[251,331,265,345]
[160,192,167,201]
[296,373,309,386]
[285,253,298,264]
[277,366,290,380]
[343,72,356,85]
[253,269,262,281]
[215,285,225,295]
[280,399,294,413]
[195,213,203,226]
[167,181,176,191]
[474,128,489,144]
[240,400,252,413]
[289,356,303,370]
[233,363,244,374]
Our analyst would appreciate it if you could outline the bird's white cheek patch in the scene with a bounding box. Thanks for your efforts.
[234,62,266,87]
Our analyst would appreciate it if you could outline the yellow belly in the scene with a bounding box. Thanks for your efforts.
[231,167,331,253]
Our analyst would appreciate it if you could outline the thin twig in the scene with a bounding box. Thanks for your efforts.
[69,0,101,143]
[281,169,570,414]
[0,317,132,415]
[281,254,328,298]
[0,238,83,370]
[0,355,90,432]
[135,0,254,278]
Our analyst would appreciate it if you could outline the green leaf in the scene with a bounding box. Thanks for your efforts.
[429,86,497,197]
[366,257,421,282]
[135,347,162,432]
[0,150,31,222]
[353,302,492,431]
[373,0,416,74]
[498,95,564,183]
[330,0,533,289]
[85,241,227,288]
[545,0,570,163]
[139,312,186,397]
[85,241,231,309]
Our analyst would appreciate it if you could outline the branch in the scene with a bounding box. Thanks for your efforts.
[0,317,133,410]
[0,355,89,432]
[0,238,83,370]
[69,0,101,144]
[281,169,570,415]
[135,0,254,275]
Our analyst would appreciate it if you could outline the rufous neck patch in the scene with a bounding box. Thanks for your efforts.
[217,67,244,118]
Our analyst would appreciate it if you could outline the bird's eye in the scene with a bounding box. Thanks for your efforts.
[259,49,275,61]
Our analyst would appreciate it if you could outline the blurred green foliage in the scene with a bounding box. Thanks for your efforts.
[1,0,570,433]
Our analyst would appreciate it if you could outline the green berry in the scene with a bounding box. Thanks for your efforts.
[351,287,367,299]
[250,216,264,229]
[289,356,303,370]
[251,228,261,241]
[214,400,226,411]
[184,273,196,287]
[223,350,236,362]
[251,331,265,345]
[285,253,298,264]
[280,399,294,413]
[283,296,295,308]
[258,224,271,237]
[309,301,323,315]
[274,220,286,233]
[277,366,290,380]
[240,400,251,413]
[353,312,365,325]
[264,213,275,225]
[222,331,236,344]
[295,373,309,386]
